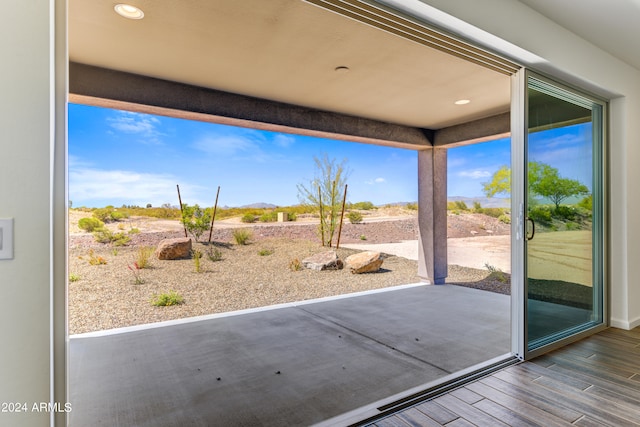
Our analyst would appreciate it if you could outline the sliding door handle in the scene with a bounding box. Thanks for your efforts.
[526,217,535,241]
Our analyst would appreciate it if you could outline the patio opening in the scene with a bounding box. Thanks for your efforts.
[67,104,512,426]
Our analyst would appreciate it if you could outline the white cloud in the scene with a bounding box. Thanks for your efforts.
[273,134,295,148]
[107,111,164,144]
[459,170,491,179]
[365,177,386,185]
[69,167,206,207]
[192,135,259,156]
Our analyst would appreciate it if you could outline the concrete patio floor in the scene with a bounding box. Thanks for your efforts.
[69,284,510,427]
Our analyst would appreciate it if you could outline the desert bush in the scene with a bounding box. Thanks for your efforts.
[127,263,144,285]
[151,291,184,307]
[78,217,104,232]
[69,273,80,282]
[405,202,418,211]
[528,205,552,223]
[258,248,274,256]
[259,212,277,223]
[128,227,140,234]
[241,213,257,223]
[347,211,363,224]
[485,262,507,283]
[475,207,507,218]
[473,201,482,210]
[350,201,375,210]
[232,228,252,245]
[360,234,367,240]
[565,221,580,231]
[92,228,131,246]
[447,201,469,211]
[87,249,107,265]
[206,246,223,262]
[136,246,154,269]
[181,204,211,242]
[289,258,302,271]
[192,249,203,273]
[498,214,511,224]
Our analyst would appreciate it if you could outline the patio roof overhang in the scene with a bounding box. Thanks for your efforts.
[68,0,514,148]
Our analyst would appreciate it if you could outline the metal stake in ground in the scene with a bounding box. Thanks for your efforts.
[336,184,348,249]
[176,184,187,238]
[208,186,221,244]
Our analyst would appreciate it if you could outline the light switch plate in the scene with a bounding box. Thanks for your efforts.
[0,218,14,260]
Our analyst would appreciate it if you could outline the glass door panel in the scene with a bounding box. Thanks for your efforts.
[526,75,605,351]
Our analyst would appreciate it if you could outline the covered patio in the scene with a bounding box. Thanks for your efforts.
[69,284,510,426]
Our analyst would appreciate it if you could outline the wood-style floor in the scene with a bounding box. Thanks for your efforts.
[373,327,640,427]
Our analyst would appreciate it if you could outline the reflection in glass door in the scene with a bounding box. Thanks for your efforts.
[525,75,605,351]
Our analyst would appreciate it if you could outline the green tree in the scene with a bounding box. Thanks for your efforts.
[181,204,211,242]
[297,154,350,247]
[483,161,589,209]
[482,165,510,197]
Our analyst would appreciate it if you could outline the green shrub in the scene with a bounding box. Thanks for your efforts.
[476,207,506,218]
[258,248,274,256]
[498,214,511,224]
[92,208,112,222]
[69,273,80,282]
[528,206,552,223]
[405,202,418,211]
[473,201,482,210]
[128,227,140,234]
[360,234,367,240]
[347,211,363,224]
[78,217,105,232]
[181,204,212,242]
[566,221,580,230]
[206,246,223,262]
[232,229,252,245]
[192,249,202,273]
[578,195,593,211]
[109,210,128,221]
[485,262,507,283]
[455,200,468,210]
[92,228,131,246]
[259,212,277,223]
[350,201,376,210]
[136,246,154,269]
[241,213,256,223]
[151,291,184,307]
[553,205,577,221]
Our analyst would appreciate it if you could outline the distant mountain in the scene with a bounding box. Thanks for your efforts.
[448,196,510,208]
[239,202,278,209]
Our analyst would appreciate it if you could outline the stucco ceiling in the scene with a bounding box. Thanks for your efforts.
[519,0,640,71]
[68,0,511,130]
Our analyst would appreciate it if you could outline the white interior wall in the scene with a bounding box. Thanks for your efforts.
[0,1,56,426]
[381,0,640,329]
[2,1,639,426]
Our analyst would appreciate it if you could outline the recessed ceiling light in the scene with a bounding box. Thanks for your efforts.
[114,4,144,20]
[334,66,350,74]
[454,99,471,105]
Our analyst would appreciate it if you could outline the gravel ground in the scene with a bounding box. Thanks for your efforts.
[68,214,511,335]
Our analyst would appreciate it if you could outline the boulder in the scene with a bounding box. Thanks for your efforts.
[156,237,192,260]
[345,251,383,274]
[302,250,344,271]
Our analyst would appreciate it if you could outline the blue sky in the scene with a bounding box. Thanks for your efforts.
[68,103,591,208]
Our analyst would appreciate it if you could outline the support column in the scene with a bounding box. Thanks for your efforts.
[417,148,448,284]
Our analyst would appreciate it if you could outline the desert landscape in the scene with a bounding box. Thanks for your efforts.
[68,207,512,334]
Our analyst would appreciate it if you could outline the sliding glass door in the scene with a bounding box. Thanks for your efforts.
[522,73,606,354]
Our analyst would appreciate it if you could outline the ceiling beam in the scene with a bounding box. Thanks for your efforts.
[69,62,433,150]
[433,112,510,147]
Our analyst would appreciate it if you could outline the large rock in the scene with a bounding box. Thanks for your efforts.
[345,251,383,274]
[302,250,344,271]
[156,237,192,260]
